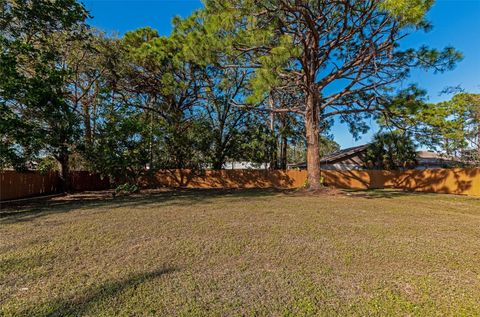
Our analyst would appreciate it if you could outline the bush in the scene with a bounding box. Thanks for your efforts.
[114,183,139,197]
[37,156,59,175]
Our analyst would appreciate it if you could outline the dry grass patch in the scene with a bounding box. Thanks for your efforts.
[1,189,480,316]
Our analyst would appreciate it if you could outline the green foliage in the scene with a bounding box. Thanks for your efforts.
[365,131,418,170]
[111,25,283,172]
[184,0,461,109]
[114,183,140,197]
[0,0,466,190]
[37,156,59,174]
[380,0,434,26]
[237,119,277,165]
[287,137,340,165]
[153,114,213,170]
[178,0,461,189]
[86,103,151,185]
[0,0,89,182]
[199,66,254,169]
[319,138,341,159]
[384,91,480,164]
[0,104,43,170]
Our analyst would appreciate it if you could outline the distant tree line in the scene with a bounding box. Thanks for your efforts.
[1,0,477,190]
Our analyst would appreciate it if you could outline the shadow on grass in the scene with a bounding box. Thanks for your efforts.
[16,267,175,317]
[343,189,436,199]
[0,188,286,224]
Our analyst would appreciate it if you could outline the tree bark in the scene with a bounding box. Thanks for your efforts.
[270,136,278,170]
[280,114,288,170]
[58,152,71,193]
[305,91,321,190]
[268,93,278,170]
[82,101,92,147]
[212,153,225,170]
[149,110,154,170]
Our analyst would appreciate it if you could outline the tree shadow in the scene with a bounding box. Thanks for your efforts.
[390,168,479,195]
[15,267,176,317]
[142,169,300,189]
[322,168,480,199]
[343,189,433,199]
[0,188,286,224]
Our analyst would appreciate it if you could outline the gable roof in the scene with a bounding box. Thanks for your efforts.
[288,144,369,168]
[320,144,369,164]
[288,144,465,169]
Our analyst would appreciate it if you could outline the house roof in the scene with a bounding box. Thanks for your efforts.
[288,144,465,169]
[416,151,461,166]
[320,144,369,164]
[288,144,369,168]
[416,151,448,159]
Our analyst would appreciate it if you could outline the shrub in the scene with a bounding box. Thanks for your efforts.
[114,183,139,197]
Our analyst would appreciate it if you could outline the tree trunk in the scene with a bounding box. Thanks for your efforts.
[58,152,71,193]
[212,157,224,170]
[305,91,321,190]
[211,137,225,170]
[280,114,288,170]
[83,101,92,147]
[280,135,287,170]
[149,110,154,170]
[270,136,278,170]
[268,93,277,170]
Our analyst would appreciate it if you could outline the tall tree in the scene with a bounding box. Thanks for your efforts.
[115,27,210,170]
[0,0,89,190]
[60,31,113,148]
[87,101,151,185]
[200,66,252,169]
[182,0,461,189]
[388,92,480,164]
[176,17,280,170]
[364,131,417,170]
[268,89,306,170]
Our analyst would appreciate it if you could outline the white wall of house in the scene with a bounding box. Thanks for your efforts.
[223,162,270,170]
[320,163,363,170]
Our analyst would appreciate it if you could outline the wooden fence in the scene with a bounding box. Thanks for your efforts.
[2,168,480,201]
[0,171,110,201]
[143,168,480,197]
[142,169,308,189]
[69,171,111,192]
[321,169,480,197]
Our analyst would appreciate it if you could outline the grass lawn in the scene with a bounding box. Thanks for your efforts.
[1,189,480,316]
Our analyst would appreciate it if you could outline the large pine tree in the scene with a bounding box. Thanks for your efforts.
[182,0,461,189]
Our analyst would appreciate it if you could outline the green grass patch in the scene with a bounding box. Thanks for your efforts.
[1,189,480,316]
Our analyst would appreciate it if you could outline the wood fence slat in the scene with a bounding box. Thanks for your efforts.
[0,171,110,201]
[2,168,479,201]
[144,169,480,197]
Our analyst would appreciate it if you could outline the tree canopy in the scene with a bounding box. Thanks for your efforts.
[0,0,472,191]
[180,0,462,188]
[1,0,89,189]
[364,131,417,170]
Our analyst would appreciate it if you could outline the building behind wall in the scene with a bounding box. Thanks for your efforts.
[288,145,462,170]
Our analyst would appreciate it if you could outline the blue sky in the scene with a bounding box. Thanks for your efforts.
[82,0,480,149]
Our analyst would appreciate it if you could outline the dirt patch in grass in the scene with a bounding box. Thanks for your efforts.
[292,186,345,196]
[1,189,480,316]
